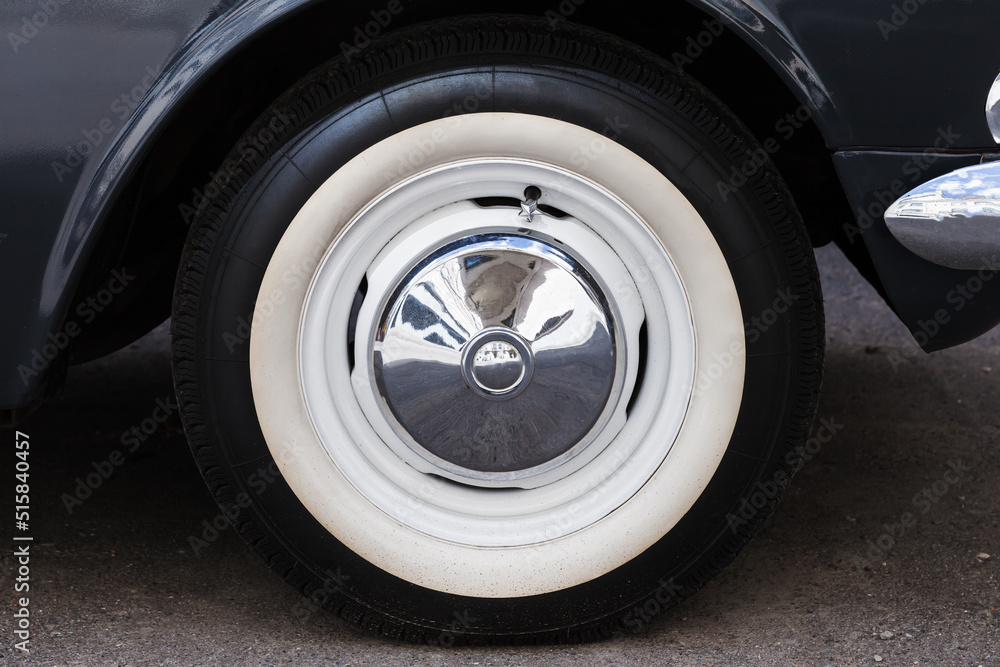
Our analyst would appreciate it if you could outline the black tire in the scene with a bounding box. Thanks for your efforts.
[172,16,823,644]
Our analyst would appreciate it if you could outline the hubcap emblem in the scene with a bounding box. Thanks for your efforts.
[462,328,534,399]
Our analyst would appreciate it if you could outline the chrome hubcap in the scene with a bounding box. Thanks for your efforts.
[373,233,619,477]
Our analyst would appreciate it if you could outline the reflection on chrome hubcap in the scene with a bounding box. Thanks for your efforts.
[462,328,534,399]
[373,233,621,477]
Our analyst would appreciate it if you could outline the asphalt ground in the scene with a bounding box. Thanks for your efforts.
[2,244,998,665]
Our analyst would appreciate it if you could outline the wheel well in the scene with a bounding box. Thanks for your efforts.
[79,0,850,362]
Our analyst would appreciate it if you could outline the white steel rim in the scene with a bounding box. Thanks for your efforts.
[249,113,745,597]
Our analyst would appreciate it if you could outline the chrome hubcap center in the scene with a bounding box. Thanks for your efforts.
[463,328,534,398]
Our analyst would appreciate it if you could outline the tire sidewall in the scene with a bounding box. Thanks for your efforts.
[178,52,816,639]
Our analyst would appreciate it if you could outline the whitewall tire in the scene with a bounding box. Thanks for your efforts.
[172,16,823,643]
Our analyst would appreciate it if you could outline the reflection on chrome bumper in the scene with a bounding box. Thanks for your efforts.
[885,160,1000,270]
[989,70,1000,144]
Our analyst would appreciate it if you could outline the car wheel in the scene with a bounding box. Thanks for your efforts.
[172,16,823,643]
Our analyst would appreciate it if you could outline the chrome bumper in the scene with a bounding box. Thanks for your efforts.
[885,160,1000,270]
